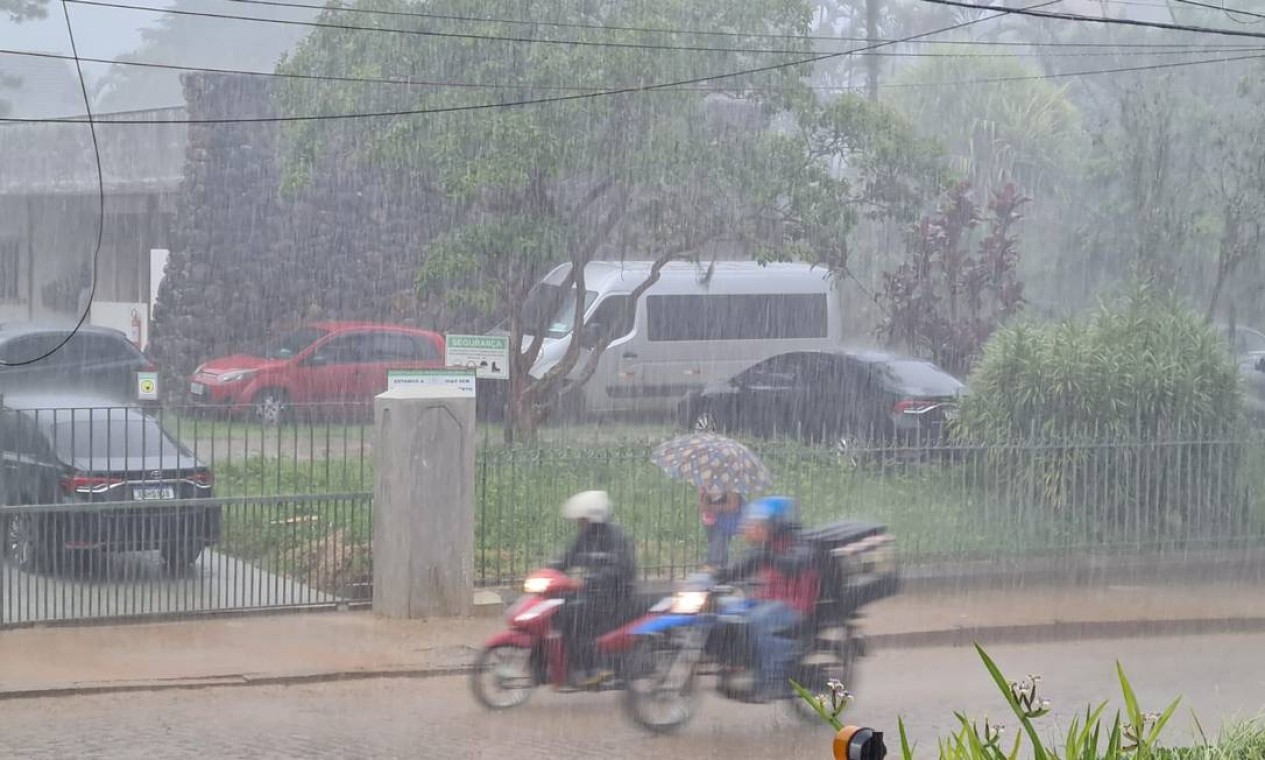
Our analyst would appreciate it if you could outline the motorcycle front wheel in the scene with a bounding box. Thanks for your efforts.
[470,644,538,710]
[622,637,700,735]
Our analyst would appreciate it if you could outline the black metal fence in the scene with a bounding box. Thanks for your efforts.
[0,494,371,627]
[7,398,1265,621]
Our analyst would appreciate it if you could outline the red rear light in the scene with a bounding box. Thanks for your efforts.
[893,398,938,415]
[61,474,125,494]
[189,470,215,488]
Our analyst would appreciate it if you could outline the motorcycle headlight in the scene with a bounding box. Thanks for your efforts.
[670,590,708,615]
[523,576,552,595]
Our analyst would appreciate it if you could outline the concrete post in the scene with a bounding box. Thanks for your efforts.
[373,386,475,618]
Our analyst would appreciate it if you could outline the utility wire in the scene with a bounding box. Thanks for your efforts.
[61,0,854,56]
[0,1,1055,125]
[2,44,1260,96]
[213,0,1252,47]
[62,0,1265,53]
[1,1,104,367]
[1175,0,1265,23]
[919,0,1265,40]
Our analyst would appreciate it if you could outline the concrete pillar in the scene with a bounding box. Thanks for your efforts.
[373,386,475,618]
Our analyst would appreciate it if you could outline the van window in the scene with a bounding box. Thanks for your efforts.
[586,295,635,341]
[646,293,828,342]
[522,283,599,339]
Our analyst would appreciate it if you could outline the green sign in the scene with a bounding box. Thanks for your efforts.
[445,334,510,380]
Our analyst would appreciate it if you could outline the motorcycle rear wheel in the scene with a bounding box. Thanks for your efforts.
[470,644,537,710]
[622,637,700,735]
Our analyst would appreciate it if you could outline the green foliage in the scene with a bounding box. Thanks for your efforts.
[796,644,1253,760]
[954,283,1244,533]
[891,48,1085,200]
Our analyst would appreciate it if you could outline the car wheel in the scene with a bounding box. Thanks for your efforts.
[161,541,205,570]
[254,389,291,426]
[5,513,48,573]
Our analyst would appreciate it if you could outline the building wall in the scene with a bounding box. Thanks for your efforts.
[0,192,175,325]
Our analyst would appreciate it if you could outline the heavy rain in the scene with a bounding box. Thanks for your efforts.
[2,0,1265,756]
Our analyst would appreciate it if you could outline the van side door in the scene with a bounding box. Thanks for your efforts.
[580,294,637,412]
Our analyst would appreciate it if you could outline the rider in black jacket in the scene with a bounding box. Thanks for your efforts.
[549,490,637,686]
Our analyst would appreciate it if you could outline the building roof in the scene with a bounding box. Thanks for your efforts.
[0,107,187,196]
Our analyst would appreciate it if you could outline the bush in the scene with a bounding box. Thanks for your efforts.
[953,283,1244,539]
[797,644,1265,759]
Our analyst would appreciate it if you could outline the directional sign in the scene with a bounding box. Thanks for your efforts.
[386,368,476,397]
[136,371,160,402]
[445,334,510,380]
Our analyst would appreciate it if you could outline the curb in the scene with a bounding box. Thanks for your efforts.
[5,615,1265,702]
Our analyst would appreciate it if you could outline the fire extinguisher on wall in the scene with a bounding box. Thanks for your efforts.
[130,308,142,348]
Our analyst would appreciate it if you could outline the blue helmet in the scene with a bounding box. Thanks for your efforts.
[743,496,795,528]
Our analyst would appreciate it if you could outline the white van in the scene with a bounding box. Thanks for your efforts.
[523,260,843,416]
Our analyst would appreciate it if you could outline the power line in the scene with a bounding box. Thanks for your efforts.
[1175,0,1265,23]
[4,44,1262,94]
[1,1,104,367]
[0,1,1051,125]
[918,0,1265,40]
[63,0,1265,54]
[61,0,834,56]
[8,40,1262,89]
[214,0,1245,48]
[1,45,1256,126]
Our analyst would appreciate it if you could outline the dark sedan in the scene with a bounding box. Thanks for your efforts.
[0,323,155,405]
[0,393,219,572]
[677,350,965,447]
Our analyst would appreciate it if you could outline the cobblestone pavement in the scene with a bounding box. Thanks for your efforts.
[4,634,1264,759]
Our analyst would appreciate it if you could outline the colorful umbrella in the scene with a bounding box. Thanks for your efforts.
[650,432,773,496]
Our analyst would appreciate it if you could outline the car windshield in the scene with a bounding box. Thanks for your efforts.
[262,328,327,360]
[522,284,598,339]
[50,416,184,461]
[881,360,964,396]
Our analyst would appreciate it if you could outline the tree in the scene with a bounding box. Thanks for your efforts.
[1,0,49,116]
[878,181,1027,376]
[278,0,948,440]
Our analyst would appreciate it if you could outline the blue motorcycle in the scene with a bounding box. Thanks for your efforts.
[621,520,900,735]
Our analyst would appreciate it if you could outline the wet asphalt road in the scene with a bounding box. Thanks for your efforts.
[2,633,1263,758]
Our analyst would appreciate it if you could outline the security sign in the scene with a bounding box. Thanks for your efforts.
[136,371,160,402]
[445,334,510,381]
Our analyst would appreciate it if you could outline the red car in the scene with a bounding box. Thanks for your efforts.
[189,322,445,423]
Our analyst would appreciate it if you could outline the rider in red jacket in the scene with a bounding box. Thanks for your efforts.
[715,496,820,701]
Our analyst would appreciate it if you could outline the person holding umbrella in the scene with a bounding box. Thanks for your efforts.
[650,432,772,571]
[699,488,743,570]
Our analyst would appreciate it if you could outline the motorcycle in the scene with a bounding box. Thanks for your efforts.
[470,553,669,710]
[621,520,900,734]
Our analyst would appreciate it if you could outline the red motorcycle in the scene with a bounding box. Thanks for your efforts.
[470,561,667,710]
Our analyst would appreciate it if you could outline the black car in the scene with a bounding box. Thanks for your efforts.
[0,323,154,405]
[677,350,965,446]
[0,393,219,572]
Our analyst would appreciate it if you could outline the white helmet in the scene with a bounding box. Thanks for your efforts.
[562,490,613,523]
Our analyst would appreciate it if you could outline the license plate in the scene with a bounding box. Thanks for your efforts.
[190,382,206,395]
[134,486,175,501]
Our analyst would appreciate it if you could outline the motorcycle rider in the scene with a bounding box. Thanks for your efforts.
[714,495,820,702]
[549,490,637,687]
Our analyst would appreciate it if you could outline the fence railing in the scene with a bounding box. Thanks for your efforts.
[7,397,1265,614]
[0,493,371,627]
[472,435,1265,586]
